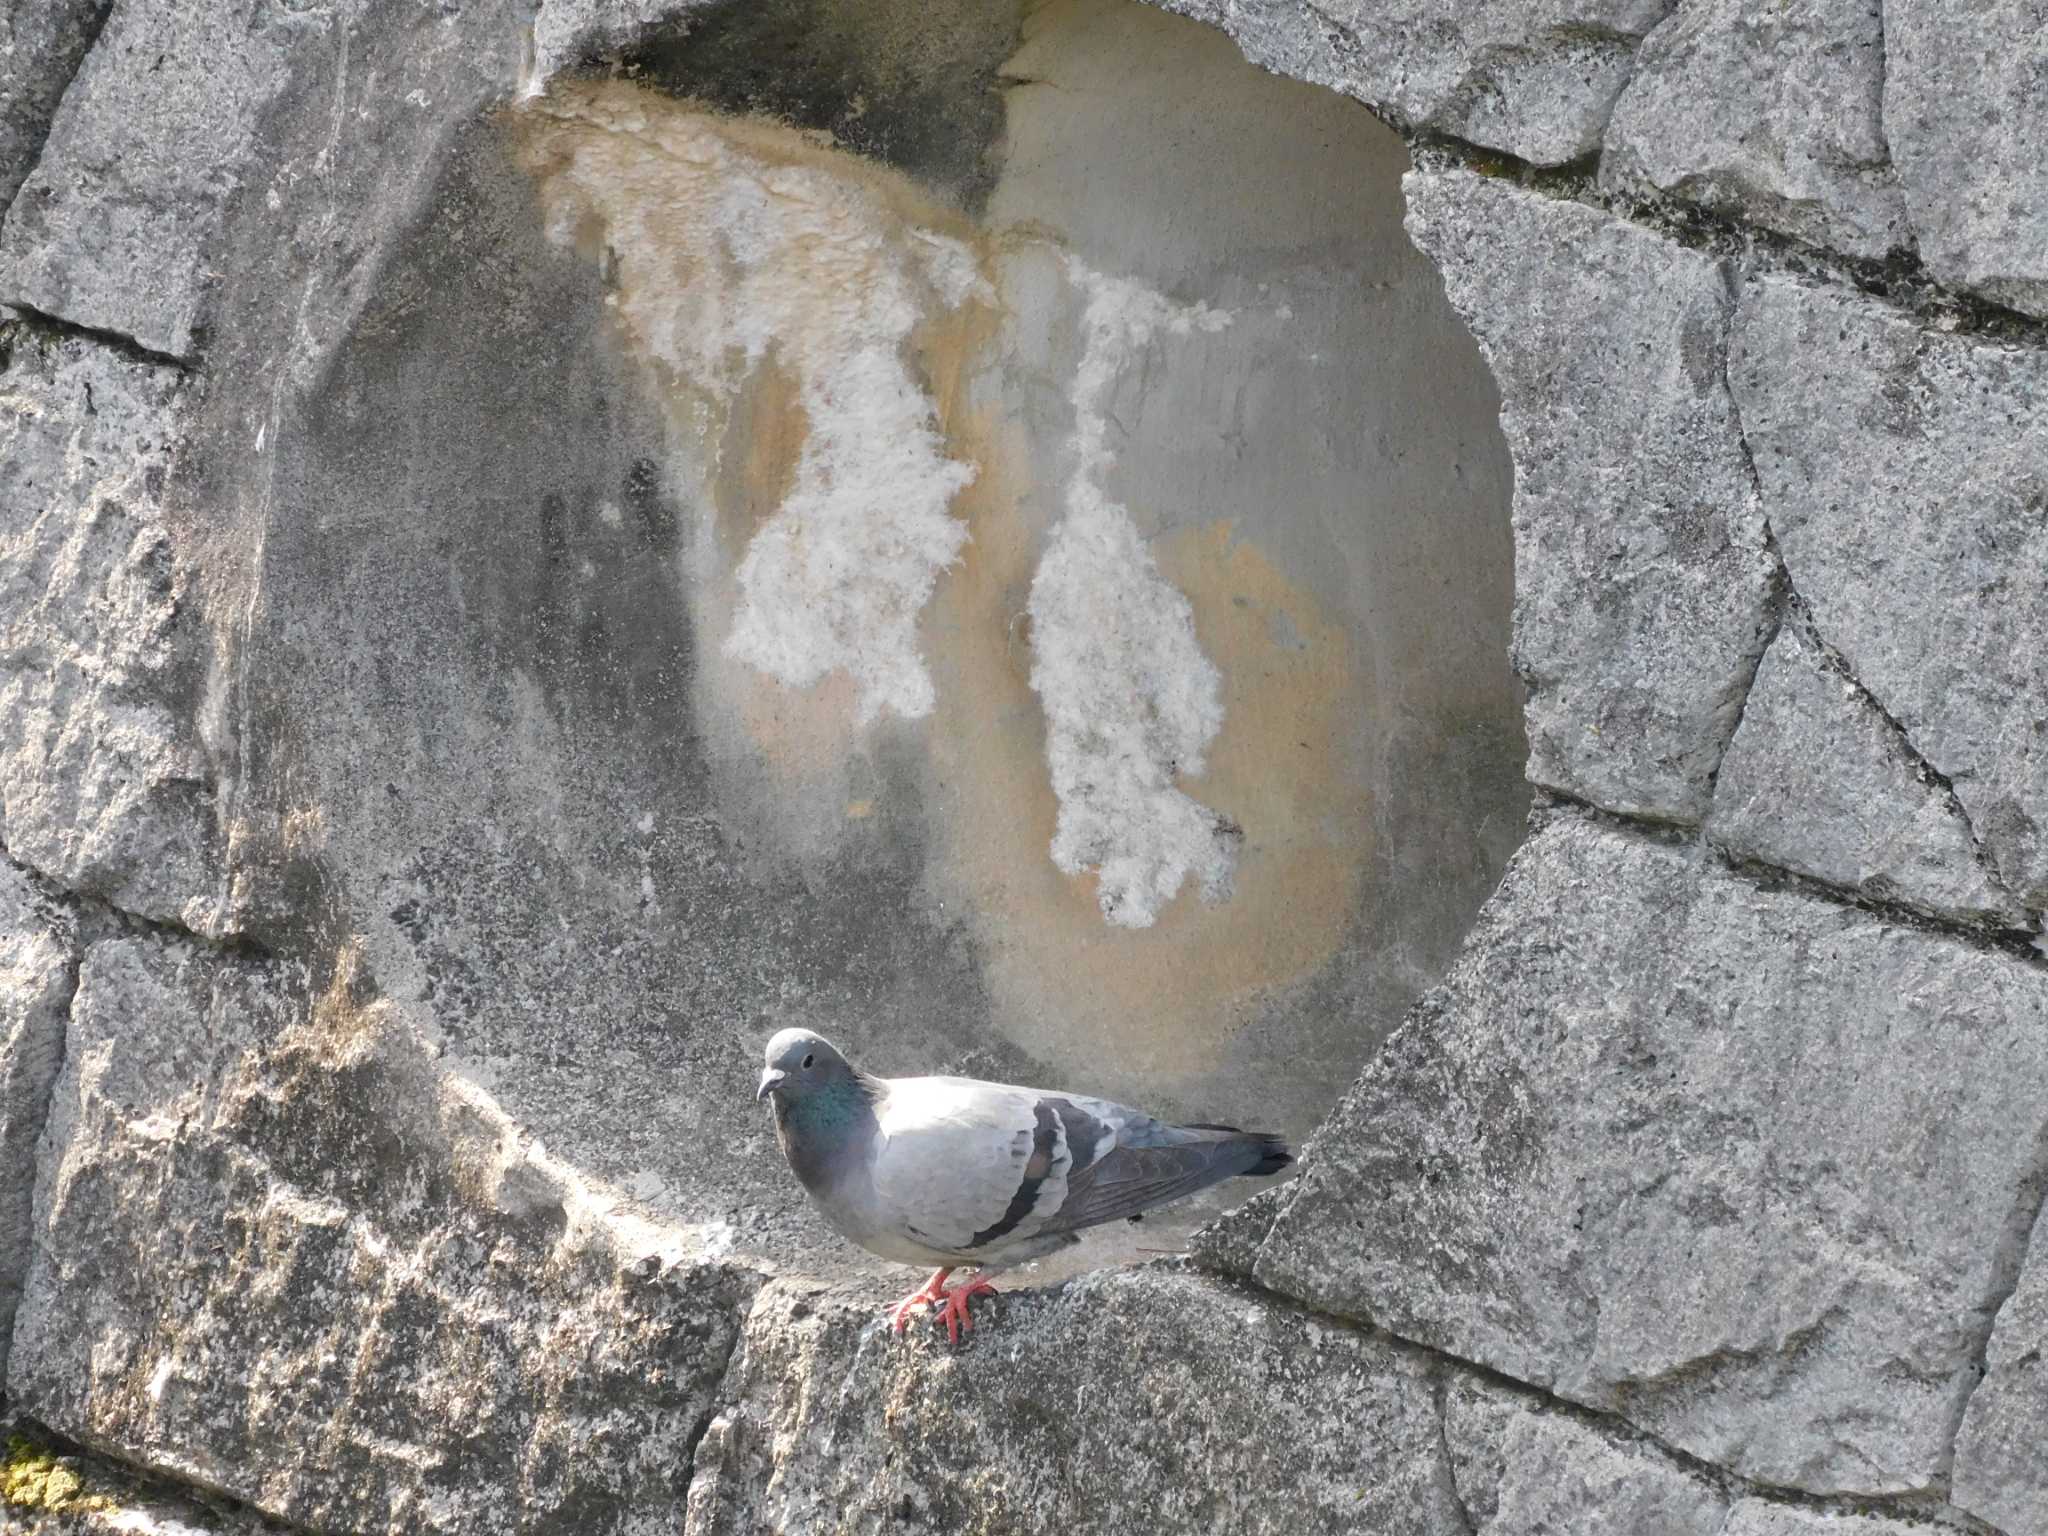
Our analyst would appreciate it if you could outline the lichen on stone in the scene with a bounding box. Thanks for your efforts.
[2,1433,110,1515]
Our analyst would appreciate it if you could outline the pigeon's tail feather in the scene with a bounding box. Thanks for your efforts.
[1179,1123,1292,1175]
[1041,1122,1294,1234]
[1243,1135,1293,1177]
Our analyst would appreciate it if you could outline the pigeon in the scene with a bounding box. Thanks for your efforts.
[756,1027,1293,1342]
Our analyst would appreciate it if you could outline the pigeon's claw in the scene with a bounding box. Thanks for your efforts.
[936,1274,999,1345]
[889,1267,953,1335]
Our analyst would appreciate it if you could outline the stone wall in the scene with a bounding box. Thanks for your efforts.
[2,0,2046,1533]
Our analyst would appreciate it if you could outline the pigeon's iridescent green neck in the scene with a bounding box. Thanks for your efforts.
[783,1074,871,1133]
[775,1073,879,1193]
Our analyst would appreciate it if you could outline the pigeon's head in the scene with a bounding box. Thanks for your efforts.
[758,1028,857,1105]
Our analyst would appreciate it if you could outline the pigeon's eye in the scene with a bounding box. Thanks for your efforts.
[801,1052,815,1069]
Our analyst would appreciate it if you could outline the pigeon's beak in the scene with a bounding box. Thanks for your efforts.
[756,1068,786,1102]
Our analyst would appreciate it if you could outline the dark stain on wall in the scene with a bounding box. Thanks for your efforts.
[601,0,1026,212]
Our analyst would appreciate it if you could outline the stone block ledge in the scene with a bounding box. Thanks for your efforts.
[4,814,2041,1533]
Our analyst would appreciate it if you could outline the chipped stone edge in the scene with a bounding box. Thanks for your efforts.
[0,0,114,226]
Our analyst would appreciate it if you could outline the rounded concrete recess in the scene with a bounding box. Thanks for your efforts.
[259,0,1524,1279]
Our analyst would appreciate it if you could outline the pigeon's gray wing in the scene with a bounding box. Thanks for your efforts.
[867,1079,1287,1260]
[1033,1096,1289,1235]
[867,1077,1079,1257]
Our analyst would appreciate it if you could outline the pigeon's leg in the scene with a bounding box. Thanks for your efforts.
[935,1272,1000,1345]
[888,1268,952,1335]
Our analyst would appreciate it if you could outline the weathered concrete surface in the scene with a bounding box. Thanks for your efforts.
[0,327,226,937]
[531,1,683,84]
[615,0,1026,212]
[1160,0,1672,165]
[1601,0,1908,259]
[1883,0,2048,317]
[0,0,1507,1320]
[685,1266,1463,1536]
[176,0,1525,1286]
[0,865,72,1389]
[7,936,757,1536]
[1708,613,2025,926]
[1952,1208,2048,1534]
[1730,273,2048,914]
[0,0,108,224]
[1405,170,1775,825]
[1255,814,2048,1495]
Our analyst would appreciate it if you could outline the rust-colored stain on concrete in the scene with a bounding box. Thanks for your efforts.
[922,442,1370,1082]
[509,81,1386,1095]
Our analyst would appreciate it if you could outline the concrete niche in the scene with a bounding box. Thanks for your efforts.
[265,0,1525,1272]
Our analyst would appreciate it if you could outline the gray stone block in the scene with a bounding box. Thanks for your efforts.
[1159,0,1672,165]
[1405,170,1776,824]
[1708,613,2025,925]
[1952,1209,2048,1535]
[0,0,109,223]
[0,328,226,934]
[1884,0,2048,317]
[685,1267,1464,1536]
[7,935,756,1535]
[0,862,72,1388]
[1601,0,1909,259]
[1255,814,2048,1494]
[1730,272,2048,912]
[1721,1506,1932,1536]
[0,0,295,358]
[0,0,525,361]
[1444,1376,1728,1534]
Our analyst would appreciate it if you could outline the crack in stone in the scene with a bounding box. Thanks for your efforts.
[0,837,272,964]
[0,912,77,1389]
[1716,320,2030,926]
[1431,1367,1481,1536]
[1539,787,2047,967]
[1941,1118,2048,1483]
[1288,0,1669,164]
[1233,1267,1994,1526]
[1547,8,1678,50]
[1709,839,2046,965]
[1701,320,1791,806]
[0,299,195,372]
[1405,141,2048,346]
[1864,0,1916,262]
[1515,0,1684,165]
[1868,0,1894,167]
[1782,592,2030,925]
[675,1291,755,1513]
[0,1409,314,1534]
[1698,331,2030,934]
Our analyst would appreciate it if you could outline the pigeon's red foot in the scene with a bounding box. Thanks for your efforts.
[889,1268,953,1335]
[935,1274,999,1345]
